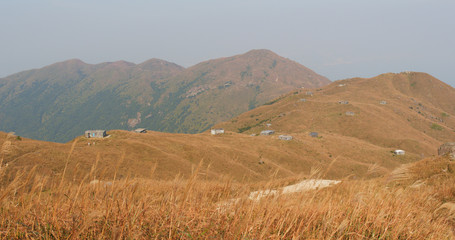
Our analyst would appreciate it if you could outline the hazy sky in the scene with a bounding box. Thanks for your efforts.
[1,0,454,86]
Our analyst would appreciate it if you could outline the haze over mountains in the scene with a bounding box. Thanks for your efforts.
[0,49,329,142]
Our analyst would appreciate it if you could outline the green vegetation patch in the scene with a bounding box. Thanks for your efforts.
[431,123,443,131]
[237,119,269,133]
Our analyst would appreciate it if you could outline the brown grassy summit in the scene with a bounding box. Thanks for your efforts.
[217,72,455,156]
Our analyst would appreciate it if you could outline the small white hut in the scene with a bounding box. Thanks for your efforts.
[134,128,147,133]
[261,130,275,135]
[85,130,107,138]
[278,135,293,141]
[393,150,405,155]
[211,129,225,135]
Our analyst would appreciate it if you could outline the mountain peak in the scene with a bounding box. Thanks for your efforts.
[238,49,282,60]
[138,59,184,71]
[52,58,87,67]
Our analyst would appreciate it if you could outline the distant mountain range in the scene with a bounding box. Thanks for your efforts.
[0,49,330,142]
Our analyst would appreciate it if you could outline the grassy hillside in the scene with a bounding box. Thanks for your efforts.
[0,50,329,142]
[216,72,455,157]
[0,128,420,184]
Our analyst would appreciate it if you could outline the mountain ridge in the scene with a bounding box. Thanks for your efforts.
[0,49,330,142]
[216,72,455,156]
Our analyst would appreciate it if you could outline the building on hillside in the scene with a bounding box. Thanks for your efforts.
[278,135,293,141]
[345,111,355,116]
[211,128,225,135]
[338,84,346,87]
[266,123,272,127]
[85,130,107,138]
[260,130,275,135]
[134,128,147,133]
[393,149,405,155]
[306,91,313,96]
[438,142,455,160]
[310,132,318,138]
[338,100,349,104]
[380,101,387,105]
[299,98,306,102]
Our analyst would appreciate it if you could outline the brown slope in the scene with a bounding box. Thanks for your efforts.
[216,72,455,157]
[0,126,418,184]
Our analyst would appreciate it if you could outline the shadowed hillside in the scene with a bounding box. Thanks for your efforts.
[0,50,329,142]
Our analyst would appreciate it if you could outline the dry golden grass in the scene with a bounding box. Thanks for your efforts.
[1,155,455,239]
[217,72,455,157]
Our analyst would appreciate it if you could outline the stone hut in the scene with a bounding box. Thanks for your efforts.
[310,132,318,138]
[278,135,293,141]
[393,149,405,155]
[261,130,275,135]
[338,100,349,104]
[85,130,107,138]
[211,129,225,135]
[306,91,313,96]
[134,128,147,133]
[345,111,355,116]
[380,101,387,105]
[438,142,455,159]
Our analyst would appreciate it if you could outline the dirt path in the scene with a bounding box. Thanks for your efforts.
[217,179,341,210]
[248,179,341,200]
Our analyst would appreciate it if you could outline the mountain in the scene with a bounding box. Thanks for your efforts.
[0,50,329,142]
[216,72,455,157]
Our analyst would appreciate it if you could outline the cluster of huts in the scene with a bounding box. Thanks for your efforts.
[84,128,147,139]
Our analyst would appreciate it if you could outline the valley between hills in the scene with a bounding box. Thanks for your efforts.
[1,51,455,238]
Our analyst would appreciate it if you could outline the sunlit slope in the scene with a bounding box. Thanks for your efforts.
[1,127,418,182]
[216,72,455,157]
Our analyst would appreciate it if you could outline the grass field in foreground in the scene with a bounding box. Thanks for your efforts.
[1,154,455,239]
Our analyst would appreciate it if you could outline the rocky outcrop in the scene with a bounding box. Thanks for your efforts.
[438,142,455,160]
